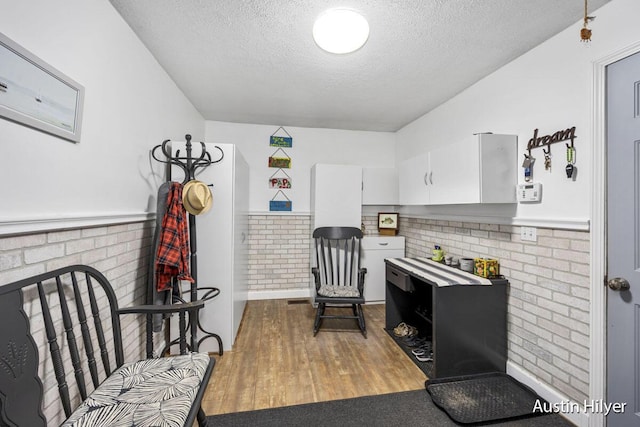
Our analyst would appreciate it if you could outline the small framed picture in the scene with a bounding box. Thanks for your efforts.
[378,212,399,235]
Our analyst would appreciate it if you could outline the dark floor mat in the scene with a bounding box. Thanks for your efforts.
[426,372,546,424]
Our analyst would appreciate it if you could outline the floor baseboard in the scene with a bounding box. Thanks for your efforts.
[248,288,311,301]
[507,361,588,427]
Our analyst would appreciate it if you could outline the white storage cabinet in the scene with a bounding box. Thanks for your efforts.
[362,167,399,205]
[361,236,405,303]
[310,164,362,230]
[170,142,249,353]
[398,133,517,205]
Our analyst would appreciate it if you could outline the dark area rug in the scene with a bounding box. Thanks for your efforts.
[426,372,551,424]
[207,388,575,426]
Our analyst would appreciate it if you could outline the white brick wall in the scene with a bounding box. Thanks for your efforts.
[0,220,157,425]
[396,216,590,402]
[247,215,311,291]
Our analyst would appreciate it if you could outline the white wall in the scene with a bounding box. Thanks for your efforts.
[396,0,640,224]
[205,121,396,213]
[0,0,204,226]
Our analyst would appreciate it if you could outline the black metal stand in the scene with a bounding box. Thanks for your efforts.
[151,134,225,355]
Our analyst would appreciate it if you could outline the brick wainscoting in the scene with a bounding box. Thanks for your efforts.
[247,215,311,298]
[0,221,155,424]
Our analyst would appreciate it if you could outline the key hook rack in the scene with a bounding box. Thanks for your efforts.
[151,134,224,183]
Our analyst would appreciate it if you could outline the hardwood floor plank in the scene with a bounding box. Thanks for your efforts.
[202,299,426,415]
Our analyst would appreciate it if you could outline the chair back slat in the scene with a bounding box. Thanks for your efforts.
[71,272,100,388]
[348,236,356,287]
[85,273,114,376]
[37,281,73,417]
[56,276,88,401]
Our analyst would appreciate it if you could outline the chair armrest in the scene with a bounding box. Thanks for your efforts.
[358,267,367,293]
[117,299,206,357]
[117,299,205,315]
[311,267,321,290]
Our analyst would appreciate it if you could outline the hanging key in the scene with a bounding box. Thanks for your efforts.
[565,146,576,179]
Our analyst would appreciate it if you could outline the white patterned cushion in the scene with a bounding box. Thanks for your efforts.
[62,352,211,427]
[318,285,360,297]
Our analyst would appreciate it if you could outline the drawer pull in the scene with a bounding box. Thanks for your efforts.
[378,242,389,246]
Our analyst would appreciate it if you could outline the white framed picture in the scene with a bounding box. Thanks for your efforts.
[0,32,84,143]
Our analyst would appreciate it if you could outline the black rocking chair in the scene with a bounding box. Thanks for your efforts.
[311,226,367,338]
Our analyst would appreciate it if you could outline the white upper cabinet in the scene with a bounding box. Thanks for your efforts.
[398,133,518,205]
[399,151,431,205]
[362,167,399,205]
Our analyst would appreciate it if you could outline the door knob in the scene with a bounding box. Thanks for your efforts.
[607,277,630,291]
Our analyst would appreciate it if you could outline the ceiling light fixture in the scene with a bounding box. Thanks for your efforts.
[313,8,369,54]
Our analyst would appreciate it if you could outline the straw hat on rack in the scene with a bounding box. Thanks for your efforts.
[182,180,213,215]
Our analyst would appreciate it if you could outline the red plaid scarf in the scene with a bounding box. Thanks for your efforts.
[155,182,194,291]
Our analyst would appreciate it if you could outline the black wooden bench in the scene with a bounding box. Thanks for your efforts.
[0,265,214,426]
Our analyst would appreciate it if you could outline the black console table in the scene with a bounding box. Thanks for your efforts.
[385,257,508,379]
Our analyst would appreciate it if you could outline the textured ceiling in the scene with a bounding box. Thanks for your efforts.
[109,0,609,132]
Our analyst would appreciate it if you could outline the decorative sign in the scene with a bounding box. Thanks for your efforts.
[270,177,291,189]
[268,156,291,168]
[270,126,293,147]
[269,190,292,211]
[527,126,576,153]
[268,147,291,168]
[267,128,293,210]
[269,200,292,211]
[270,135,293,147]
[526,126,577,175]
[269,169,292,189]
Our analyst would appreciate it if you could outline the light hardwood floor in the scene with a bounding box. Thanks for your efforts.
[201,299,427,415]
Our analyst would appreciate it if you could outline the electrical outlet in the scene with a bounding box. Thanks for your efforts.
[520,226,537,242]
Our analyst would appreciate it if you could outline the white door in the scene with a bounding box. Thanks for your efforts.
[398,151,430,204]
[606,50,640,426]
[429,138,480,205]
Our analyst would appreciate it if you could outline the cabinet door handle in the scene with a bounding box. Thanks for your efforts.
[424,172,430,186]
[429,171,433,185]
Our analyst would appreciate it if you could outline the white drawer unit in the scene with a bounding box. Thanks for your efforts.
[361,236,405,303]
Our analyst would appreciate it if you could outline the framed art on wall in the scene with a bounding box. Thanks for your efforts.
[378,212,399,235]
[0,32,84,143]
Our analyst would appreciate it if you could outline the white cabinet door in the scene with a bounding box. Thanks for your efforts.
[429,139,481,205]
[362,167,399,205]
[398,152,430,205]
[311,164,362,229]
[478,133,518,203]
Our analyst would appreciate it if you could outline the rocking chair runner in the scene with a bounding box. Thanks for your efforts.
[311,227,367,338]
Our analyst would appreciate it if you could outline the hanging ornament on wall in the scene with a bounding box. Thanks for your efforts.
[580,0,596,43]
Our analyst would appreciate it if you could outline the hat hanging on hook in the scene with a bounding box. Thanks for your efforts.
[182,180,213,215]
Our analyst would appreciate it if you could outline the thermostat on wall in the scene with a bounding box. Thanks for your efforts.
[517,183,542,203]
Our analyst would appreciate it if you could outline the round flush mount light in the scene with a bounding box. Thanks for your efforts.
[313,8,369,54]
